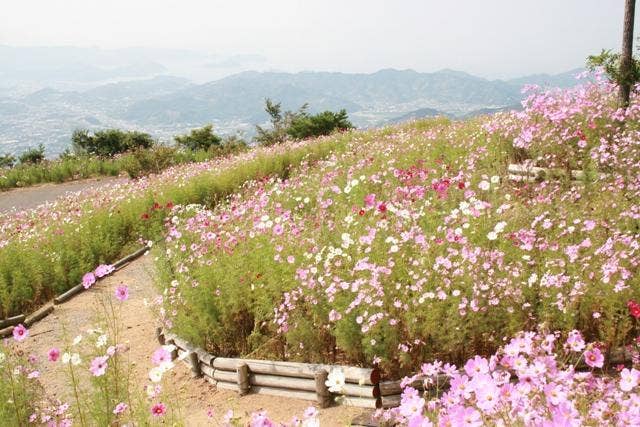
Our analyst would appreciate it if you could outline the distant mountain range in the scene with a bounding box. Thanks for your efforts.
[0,66,585,156]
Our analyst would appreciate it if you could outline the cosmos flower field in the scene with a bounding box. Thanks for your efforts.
[2,76,640,425]
[0,135,346,317]
[158,77,640,377]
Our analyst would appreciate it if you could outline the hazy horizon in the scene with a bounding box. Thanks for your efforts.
[0,0,633,80]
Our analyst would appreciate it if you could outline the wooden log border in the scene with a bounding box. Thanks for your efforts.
[159,326,638,410]
[507,163,609,184]
[0,246,149,338]
[159,329,383,409]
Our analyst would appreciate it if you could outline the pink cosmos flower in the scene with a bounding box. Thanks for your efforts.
[544,382,567,406]
[566,330,585,352]
[48,348,60,362]
[82,272,96,289]
[250,410,275,426]
[450,405,482,427]
[94,264,114,278]
[364,193,376,207]
[475,380,500,412]
[464,355,489,377]
[13,324,28,342]
[89,356,109,377]
[113,402,128,415]
[328,309,341,322]
[399,388,425,417]
[584,348,604,368]
[303,406,318,419]
[115,284,129,302]
[272,224,284,236]
[151,402,167,417]
[620,368,640,392]
[151,346,172,366]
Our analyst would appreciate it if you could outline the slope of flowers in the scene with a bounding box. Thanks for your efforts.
[0,135,348,317]
[157,79,640,376]
[378,330,640,426]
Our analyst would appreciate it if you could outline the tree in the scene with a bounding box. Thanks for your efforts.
[620,0,636,107]
[72,129,155,156]
[287,109,353,140]
[0,153,16,168]
[254,99,352,146]
[18,144,45,165]
[587,49,640,85]
[254,99,296,146]
[174,125,222,151]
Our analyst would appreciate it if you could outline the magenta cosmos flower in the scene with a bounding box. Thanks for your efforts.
[151,402,167,417]
[82,272,96,289]
[13,324,28,342]
[115,284,129,302]
[48,347,61,362]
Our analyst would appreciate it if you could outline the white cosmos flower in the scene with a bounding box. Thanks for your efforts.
[302,418,320,427]
[96,334,108,348]
[487,231,498,241]
[479,180,491,191]
[491,175,500,184]
[494,221,507,233]
[325,368,346,393]
[70,353,81,366]
[159,360,175,372]
[149,367,164,383]
[62,353,71,364]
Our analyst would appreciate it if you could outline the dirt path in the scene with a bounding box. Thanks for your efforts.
[21,255,368,425]
[0,176,127,213]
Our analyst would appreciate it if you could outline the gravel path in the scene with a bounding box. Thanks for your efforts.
[0,176,127,213]
[20,254,368,425]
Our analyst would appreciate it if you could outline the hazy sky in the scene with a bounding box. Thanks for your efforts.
[0,0,633,78]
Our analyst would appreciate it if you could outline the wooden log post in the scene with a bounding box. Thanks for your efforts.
[237,362,250,396]
[0,325,14,338]
[54,284,85,305]
[155,327,165,345]
[213,357,378,384]
[166,339,178,360]
[189,351,202,378]
[315,369,331,408]
[381,394,401,409]
[25,303,54,326]
[0,314,26,329]
[112,246,149,270]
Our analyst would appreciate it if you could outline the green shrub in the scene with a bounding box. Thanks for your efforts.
[18,144,45,165]
[287,109,353,140]
[0,154,15,169]
[174,125,222,151]
[72,129,155,157]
